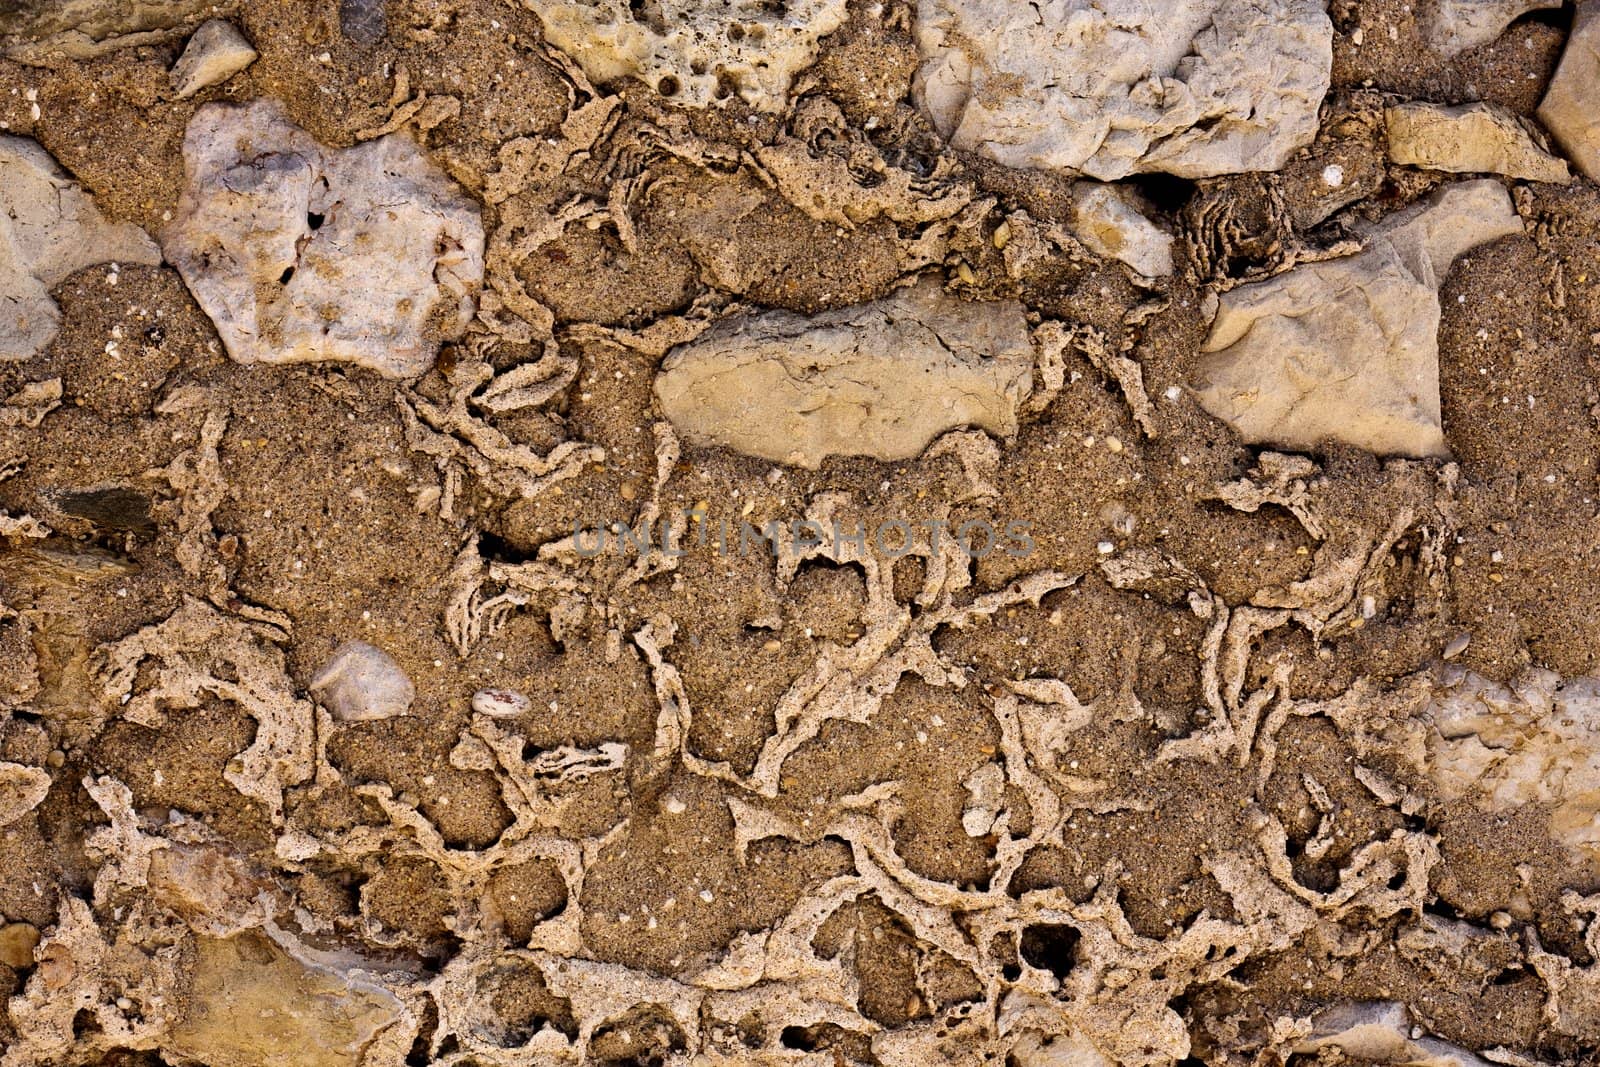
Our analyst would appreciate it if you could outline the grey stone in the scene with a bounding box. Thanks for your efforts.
[1537,0,1600,181]
[162,100,484,379]
[309,641,415,723]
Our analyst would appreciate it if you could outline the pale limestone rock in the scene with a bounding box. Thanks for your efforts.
[1195,180,1521,458]
[310,641,415,722]
[1386,101,1569,182]
[0,762,50,827]
[166,932,409,1067]
[162,100,484,379]
[1428,670,1600,871]
[1072,183,1175,278]
[519,0,849,112]
[170,19,257,99]
[1,136,161,361]
[654,280,1034,468]
[1421,0,1563,56]
[912,0,1333,179]
[1537,0,1600,181]
[1293,1002,1494,1067]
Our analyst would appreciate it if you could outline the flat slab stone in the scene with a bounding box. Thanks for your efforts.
[162,99,485,379]
[1386,101,1569,183]
[1194,180,1521,458]
[912,0,1333,179]
[1537,0,1600,181]
[654,280,1034,469]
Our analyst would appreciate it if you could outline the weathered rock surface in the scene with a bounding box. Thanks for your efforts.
[520,0,849,112]
[655,280,1034,468]
[1537,0,1600,181]
[1386,101,1569,182]
[1,136,162,361]
[166,933,409,1067]
[1194,179,1520,458]
[0,0,225,59]
[1429,670,1600,870]
[162,100,484,379]
[1072,182,1175,278]
[1420,0,1563,56]
[309,640,415,722]
[912,0,1333,179]
[170,19,257,99]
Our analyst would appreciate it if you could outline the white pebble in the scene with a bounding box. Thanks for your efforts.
[1321,164,1344,187]
[470,688,531,718]
[310,641,414,722]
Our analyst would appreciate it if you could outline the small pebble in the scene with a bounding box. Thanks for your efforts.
[0,922,40,969]
[1442,633,1470,660]
[471,688,531,718]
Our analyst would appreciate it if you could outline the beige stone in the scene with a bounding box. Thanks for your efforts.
[519,0,849,112]
[1295,1002,1494,1067]
[1420,0,1563,55]
[1,136,161,361]
[654,280,1034,468]
[1072,182,1175,278]
[163,100,484,379]
[913,0,1332,179]
[170,19,256,99]
[166,932,409,1067]
[1386,101,1569,182]
[1194,180,1520,458]
[1537,0,1600,181]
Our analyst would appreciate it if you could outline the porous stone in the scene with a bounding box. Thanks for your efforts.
[1,136,162,361]
[654,280,1034,468]
[170,19,257,99]
[166,933,409,1067]
[1072,183,1175,278]
[309,641,415,723]
[1385,101,1569,182]
[519,0,849,112]
[1537,0,1600,181]
[912,0,1333,179]
[1420,0,1563,56]
[1194,179,1520,458]
[162,100,485,379]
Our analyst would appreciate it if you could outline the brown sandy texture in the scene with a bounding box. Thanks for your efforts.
[2,0,1600,1065]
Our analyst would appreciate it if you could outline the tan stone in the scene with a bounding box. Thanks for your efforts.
[167,932,409,1067]
[0,762,51,827]
[1386,101,1569,182]
[1195,180,1519,458]
[654,280,1034,468]
[0,922,40,969]
[913,0,1332,179]
[1537,0,1600,181]
[169,19,256,99]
